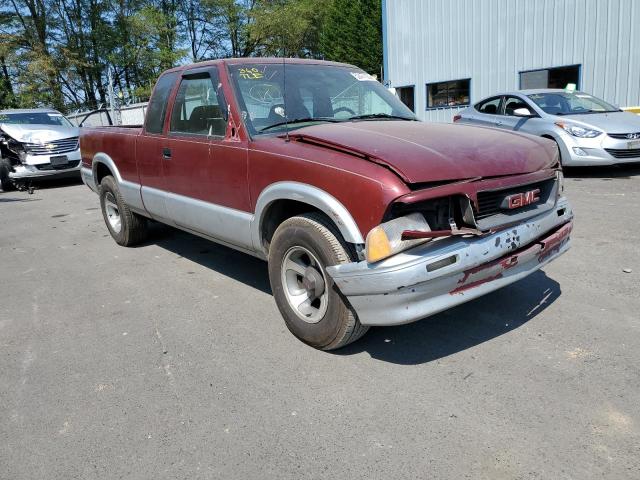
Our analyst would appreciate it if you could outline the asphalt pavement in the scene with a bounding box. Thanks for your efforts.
[1,167,639,479]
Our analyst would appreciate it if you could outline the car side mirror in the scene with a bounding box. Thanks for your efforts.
[513,107,534,117]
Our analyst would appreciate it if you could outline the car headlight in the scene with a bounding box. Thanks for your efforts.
[555,122,602,138]
[365,213,431,263]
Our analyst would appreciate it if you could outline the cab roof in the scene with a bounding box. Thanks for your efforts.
[164,57,358,75]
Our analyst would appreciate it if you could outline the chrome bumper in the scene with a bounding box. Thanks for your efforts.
[326,198,573,326]
[80,166,98,193]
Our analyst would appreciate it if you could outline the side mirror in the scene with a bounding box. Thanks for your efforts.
[513,107,534,117]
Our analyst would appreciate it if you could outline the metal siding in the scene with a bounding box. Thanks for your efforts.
[385,0,640,121]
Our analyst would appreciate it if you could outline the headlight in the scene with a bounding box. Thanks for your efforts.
[555,122,602,138]
[365,213,431,263]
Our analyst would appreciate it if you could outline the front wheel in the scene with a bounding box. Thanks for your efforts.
[268,213,368,350]
[99,175,148,246]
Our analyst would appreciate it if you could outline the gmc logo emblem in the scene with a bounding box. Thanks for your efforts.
[503,189,540,209]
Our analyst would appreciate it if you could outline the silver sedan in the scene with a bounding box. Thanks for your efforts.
[454,89,640,167]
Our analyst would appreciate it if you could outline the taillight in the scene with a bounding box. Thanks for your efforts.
[452,114,462,122]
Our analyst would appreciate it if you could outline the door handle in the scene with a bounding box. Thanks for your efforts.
[162,147,172,159]
[496,121,503,126]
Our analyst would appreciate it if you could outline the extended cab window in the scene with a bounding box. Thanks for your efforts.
[170,70,226,136]
[145,72,178,134]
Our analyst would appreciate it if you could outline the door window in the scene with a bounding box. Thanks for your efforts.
[503,96,533,116]
[170,70,226,136]
[475,96,502,115]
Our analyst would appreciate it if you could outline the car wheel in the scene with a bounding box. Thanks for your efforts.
[268,212,369,350]
[99,175,148,246]
[0,158,15,192]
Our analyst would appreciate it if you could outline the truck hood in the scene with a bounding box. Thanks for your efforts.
[288,121,558,184]
[558,111,640,132]
[0,123,80,143]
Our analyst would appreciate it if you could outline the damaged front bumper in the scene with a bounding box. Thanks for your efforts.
[326,198,573,326]
[8,150,82,180]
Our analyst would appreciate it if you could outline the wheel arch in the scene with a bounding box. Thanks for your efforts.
[92,153,122,185]
[253,182,365,256]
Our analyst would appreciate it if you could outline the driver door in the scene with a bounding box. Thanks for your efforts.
[161,66,252,249]
[495,96,537,132]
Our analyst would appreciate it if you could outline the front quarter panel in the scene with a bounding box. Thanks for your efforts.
[248,136,410,246]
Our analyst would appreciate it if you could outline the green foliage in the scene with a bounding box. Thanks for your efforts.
[319,0,382,75]
[0,0,384,112]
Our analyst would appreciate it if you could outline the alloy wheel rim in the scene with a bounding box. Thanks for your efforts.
[104,192,122,233]
[280,246,329,324]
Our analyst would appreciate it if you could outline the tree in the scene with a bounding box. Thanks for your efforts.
[0,0,385,112]
[319,0,382,75]
[249,0,327,57]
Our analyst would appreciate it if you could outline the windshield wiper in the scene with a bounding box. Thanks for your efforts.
[259,117,341,133]
[564,109,621,115]
[348,113,417,121]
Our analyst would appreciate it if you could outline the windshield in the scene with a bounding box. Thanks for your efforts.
[527,92,619,115]
[228,63,416,134]
[0,111,74,127]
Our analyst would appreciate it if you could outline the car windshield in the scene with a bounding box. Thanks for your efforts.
[527,92,619,115]
[228,63,416,134]
[0,111,74,127]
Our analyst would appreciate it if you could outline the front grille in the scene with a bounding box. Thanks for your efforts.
[608,132,640,140]
[604,148,640,159]
[475,178,555,219]
[35,160,81,171]
[24,137,79,156]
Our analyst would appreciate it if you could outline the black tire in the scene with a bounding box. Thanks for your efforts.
[0,158,15,192]
[99,175,148,246]
[268,212,369,350]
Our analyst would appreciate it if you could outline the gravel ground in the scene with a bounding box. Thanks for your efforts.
[1,166,639,480]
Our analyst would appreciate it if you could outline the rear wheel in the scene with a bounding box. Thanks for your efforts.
[99,175,148,246]
[268,212,368,350]
[0,158,15,191]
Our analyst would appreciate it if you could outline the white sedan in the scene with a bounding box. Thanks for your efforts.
[454,89,640,167]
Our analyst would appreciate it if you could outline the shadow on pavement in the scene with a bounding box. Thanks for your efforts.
[149,224,561,365]
[564,163,640,179]
[334,270,560,364]
[0,195,42,203]
[151,224,272,295]
[29,176,83,190]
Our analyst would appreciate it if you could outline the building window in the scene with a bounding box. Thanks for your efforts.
[520,65,580,90]
[395,86,415,112]
[426,79,470,109]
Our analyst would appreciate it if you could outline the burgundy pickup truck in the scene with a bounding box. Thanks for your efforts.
[80,58,573,350]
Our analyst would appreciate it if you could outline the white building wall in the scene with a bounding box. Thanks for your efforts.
[384,0,640,122]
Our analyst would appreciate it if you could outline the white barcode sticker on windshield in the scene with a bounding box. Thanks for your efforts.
[47,113,62,117]
[350,72,377,82]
